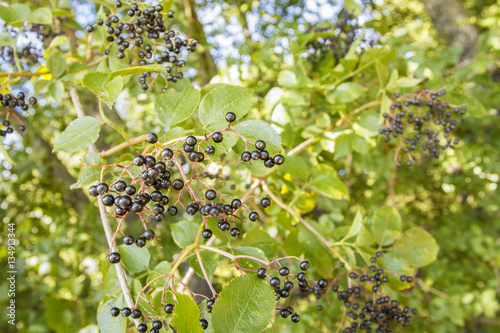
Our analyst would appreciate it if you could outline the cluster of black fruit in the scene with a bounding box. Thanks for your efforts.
[256,260,316,324]
[0,23,60,69]
[89,112,283,265]
[332,253,416,332]
[0,92,37,137]
[86,1,198,90]
[305,13,374,68]
[380,89,466,166]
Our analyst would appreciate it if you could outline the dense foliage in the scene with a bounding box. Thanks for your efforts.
[0,0,499,332]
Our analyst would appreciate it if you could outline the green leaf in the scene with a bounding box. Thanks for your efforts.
[53,116,100,153]
[118,244,150,273]
[147,261,172,288]
[171,293,203,333]
[0,32,15,47]
[0,4,30,24]
[212,275,276,333]
[344,0,362,15]
[27,8,53,24]
[371,206,402,246]
[46,49,67,78]
[109,65,165,79]
[240,226,279,258]
[277,70,297,87]
[70,165,101,189]
[392,227,439,267]
[342,211,363,241]
[82,71,123,107]
[311,174,349,200]
[47,35,69,50]
[171,222,199,248]
[233,246,268,270]
[330,82,365,103]
[397,77,422,88]
[155,85,200,128]
[233,120,282,154]
[199,85,253,125]
[190,251,218,279]
[48,81,64,102]
[375,59,389,88]
[97,295,126,333]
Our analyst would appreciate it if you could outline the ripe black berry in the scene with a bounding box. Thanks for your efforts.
[255,140,266,150]
[135,237,146,248]
[280,309,290,318]
[121,307,131,317]
[137,323,147,332]
[205,189,216,200]
[279,267,289,276]
[161,148,174,160]
[264,158,275,168]
[110,307,120,317]
[318,278,328,288]
[273,154,285,165]
[147,132,158,143]
[291,314,300,323]
[218,221,230,231]
[108,252,121,264]
[212,132,223,143]
[97,183,109,194]
[88,186,98,197]
[124,185,136,195]
[283,281,294,290]
[172,179,184,190]
[167,206,178,215]
[123,235,134,245]
[241,151,251,162]
[102,194,114,206]
[185,135,197,146]
[251,150,261,160]
[231,198,242,209]
[131,308,142,319]
[205,146,215,155]
[249,211,259,221]
[225,112,236,123]
[200,319,208,329]
[144,155,156,168]
[144,229,155,240]
[297,272,307,282]
[270,277,280,287]
[260,198,271,208]
[300,260,310,271]
[114,180,126,192]
[133,155,146,166]
[165,303,174,314]
[202,229,212,239]
[152,320,162,329]
[257,268,267,278]
[230,227,240,237]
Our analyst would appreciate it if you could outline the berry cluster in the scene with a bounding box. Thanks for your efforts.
[86,1,198,90]
[0,92,37,137]
[256,252,417,332]
[88,112,284,265]
[305,13,373,68]
[379,89,466,166]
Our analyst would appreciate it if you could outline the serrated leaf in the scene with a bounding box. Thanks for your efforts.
[233,246,268,270]
[147,261,172,288]
[48,81,64,102]
[27,8,52,24]
[371,206,402,246]
[155,85,200,128]
[97,295,126,333]
[199,85,252,125]
[0,4,30,24]
[70,165,101,189]
[342,210,363,241]
[53,116,100,153]
[277,70,297,87]
[392,227,439,267]
[212,275,276,333]
[171,222,199,248]
[171,293,203,333]
[330,82,365,103]
[46,49,67,78]
[118,244,150,273]
[110,65,166,79]
[233,120,282,154]
[240,227,279,258]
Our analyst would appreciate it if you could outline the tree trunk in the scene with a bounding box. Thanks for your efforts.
[420,0,479,60]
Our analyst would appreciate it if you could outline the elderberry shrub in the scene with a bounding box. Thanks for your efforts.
[380,88,466,166]
[89,112,284,262]
[259,254,417,331]
[0,92,37,137]
[86,2,198,90]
